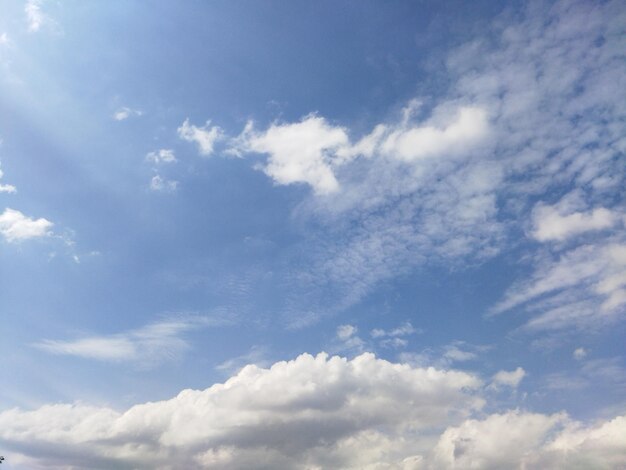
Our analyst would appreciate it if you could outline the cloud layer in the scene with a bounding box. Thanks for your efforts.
[0,353,623,469]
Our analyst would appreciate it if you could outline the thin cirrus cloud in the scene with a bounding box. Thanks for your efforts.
[0,208,53,242]
[33,317,222,367]
[0,353,624,469]
[25,0,44,32]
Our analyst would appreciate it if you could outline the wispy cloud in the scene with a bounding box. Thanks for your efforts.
[25,0,45,32]
[0,161,16,193]
[150,174,178,192]
[34,316,227,367]
[113,106,143,121]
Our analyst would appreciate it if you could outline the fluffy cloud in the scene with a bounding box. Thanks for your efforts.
[0,208,52,242]
[178,118,223,156]
[0,353,483,469]
[34,317,220,367]
[0,353,624,469]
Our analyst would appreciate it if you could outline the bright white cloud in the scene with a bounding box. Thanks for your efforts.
[178,118,223,156]
[0,208,52,242]
[146,149,177,164]
[235,115,348,195]
[113,106,143,121]
[34,317,219,367]
[0,353,623,469]
[150,174,178,192]
[0,353,482,469]
[489,367,526,389]
[531,202,619,242]
[573,347,587,360]
[0,33,8,45]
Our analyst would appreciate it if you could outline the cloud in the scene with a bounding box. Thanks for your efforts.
[489,367,526,390]
[0,353,624,469]
[146,149,177,164]
[0,208,52,242]
[370,321,419,339]
[531,198,620,242]
[177,118,223,156]
[573,347,587,360]
[150,174,178,192]
[0,162,16,193]
[490,241,626,330]
[113,106,143,121]
[233,115,349,195]
[0,352,483,469]
[34,317,220,367]
[25,0,44,32]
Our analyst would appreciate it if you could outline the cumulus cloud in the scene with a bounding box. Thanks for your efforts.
[113,106,143,121]
[34,317,219,367]
[0,354,623,469]
[178,118,223,156]
[0,208,52,242]
[146,149,177,164]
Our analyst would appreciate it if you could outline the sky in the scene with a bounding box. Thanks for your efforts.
[0,0,625,468]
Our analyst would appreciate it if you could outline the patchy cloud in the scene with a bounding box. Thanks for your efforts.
[113,106,143,121]
[0,208,52,242]
[178,118,223,156]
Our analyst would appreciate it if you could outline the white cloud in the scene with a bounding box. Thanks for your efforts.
[234,115,349,195]
[334,324,365,353]
[177,118,223,156]
[146,149,177,164]
[0,208,52,242]
[573,347,587,360]
[34,317,220,367]
[25,0,44,32]
[0,162,16,193]
[0,33,8,45]
[113,106,143,121]
[337,324,358,340]
[0,353,624,469]
[371,321,419,339]
[489,367,526,389]
[150,174,178,192]
[531,200,619,242]
[490,242,626,329]
[0,352,483,469]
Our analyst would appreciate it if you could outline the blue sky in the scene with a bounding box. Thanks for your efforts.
[0,1,625,468]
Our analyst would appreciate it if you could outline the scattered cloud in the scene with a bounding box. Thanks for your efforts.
[178,118,223,156]
[573,347,587,360]
[113,106,143,121]
[370,321,419,339]
[333,324,365,354]
[146,149,177,164]
[34,316,223,367]
[0,208,52,242]
[150,174,178,192]
[531,196,620,242]
[0,33,8,45]
[0,353,623,469]
[489,367,526,390]
[0,162,16,193]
